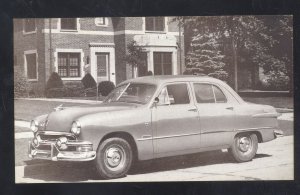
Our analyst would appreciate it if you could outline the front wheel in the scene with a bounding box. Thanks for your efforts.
[95,138,133,179]
[229,133,258,162]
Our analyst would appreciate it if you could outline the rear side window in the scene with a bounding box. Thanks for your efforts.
[193,83,215,103]
[166,83,190,105]
[193,83,227,103]
[213,85,227,103]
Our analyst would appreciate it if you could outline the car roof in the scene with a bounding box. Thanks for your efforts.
[119,75,245,104]
[119,75,224,86]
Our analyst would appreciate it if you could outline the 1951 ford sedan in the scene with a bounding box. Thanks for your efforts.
[28,75,283,179]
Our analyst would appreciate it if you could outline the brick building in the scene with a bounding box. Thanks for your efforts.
[14,17,185,95]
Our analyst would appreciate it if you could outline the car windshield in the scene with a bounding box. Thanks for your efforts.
[103,83,156,104]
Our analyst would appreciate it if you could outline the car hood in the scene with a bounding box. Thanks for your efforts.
[44,102,137,132]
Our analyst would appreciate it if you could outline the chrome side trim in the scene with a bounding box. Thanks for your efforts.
[201,130,231,135]
[236,127,274,131]
[137,132,200,141]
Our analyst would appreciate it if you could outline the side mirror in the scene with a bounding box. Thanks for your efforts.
[155,96,170,106]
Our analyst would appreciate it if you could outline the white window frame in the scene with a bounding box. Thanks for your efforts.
[54,49,84,80]
[142,46,177,75]
[143,17,168,33]
[95,17,108,27]
[58,18,80,32]
[23,19,37,35]
[24,50,38,81]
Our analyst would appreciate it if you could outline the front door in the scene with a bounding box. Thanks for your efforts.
[153,52,172,75]
[153,83,200,157]
[96,52,110,82]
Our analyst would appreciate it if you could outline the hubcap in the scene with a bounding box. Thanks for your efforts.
[238,136,252,152]
[104,145,126,171]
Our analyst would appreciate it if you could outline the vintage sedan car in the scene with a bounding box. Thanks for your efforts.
[28,75,283,179]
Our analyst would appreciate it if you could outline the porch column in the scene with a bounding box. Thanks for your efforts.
[172,50,178,75]
[147,50,154,74]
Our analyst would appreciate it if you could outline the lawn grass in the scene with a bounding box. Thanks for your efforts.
[242,97,293,109]
[14,99,93,121]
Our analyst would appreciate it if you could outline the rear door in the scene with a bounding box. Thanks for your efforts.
[192,82,236,148]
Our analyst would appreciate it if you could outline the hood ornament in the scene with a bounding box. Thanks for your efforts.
[54,104,64,111]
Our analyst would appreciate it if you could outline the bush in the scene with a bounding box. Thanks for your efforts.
[81,73,97,89]
[265,71,289,91]
[45,88,65,98]
[64,82,85,97]
[98,81,115,96]
[46,72,64,91]
[14,66,30,97]
[84,87,97,97]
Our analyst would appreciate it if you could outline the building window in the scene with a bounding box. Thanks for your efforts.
[95,17,106,26]
[145,17,165,32]
[58,53,81,77]
[153,52,172,75]
[25,52,37,80]
[60,18,77,30]
[23,19,36,33]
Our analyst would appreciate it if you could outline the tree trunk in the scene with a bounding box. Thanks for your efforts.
[232,39,238,92]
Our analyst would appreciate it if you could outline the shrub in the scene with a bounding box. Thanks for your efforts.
[64,82,85,97]
[14,66,30,97]
[147,71,153,76]
[84,87,97,97]
[265,71,289,91]
[98,81,115,96]
[46,88,65,98]
[46,72,63,91]
[81,73,97,89]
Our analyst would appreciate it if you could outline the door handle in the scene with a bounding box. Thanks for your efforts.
[226,106,234,110]
[188,108,198,112]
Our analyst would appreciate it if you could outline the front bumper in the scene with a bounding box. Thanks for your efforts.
[28,131,96,161]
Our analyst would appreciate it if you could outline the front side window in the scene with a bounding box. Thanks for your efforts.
[25,53,37,80]
[104,83,156,104]
[145,17,165,32]
[60,18,77,30]
[193,83,227,103]
[24,19,36,33]
[158,83,190,105]
[58,53,81,77]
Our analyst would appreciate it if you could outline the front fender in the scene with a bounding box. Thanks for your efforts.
[76,108,153,160]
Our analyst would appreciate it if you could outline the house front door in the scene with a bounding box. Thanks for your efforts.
[96,52,110,82]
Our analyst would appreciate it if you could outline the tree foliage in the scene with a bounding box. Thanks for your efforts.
[178,16,292,91]
[186,29,227,80]
[125,41,146,77]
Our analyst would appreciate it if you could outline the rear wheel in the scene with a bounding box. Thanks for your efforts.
[95,137,133,179]
[229,133,258,162]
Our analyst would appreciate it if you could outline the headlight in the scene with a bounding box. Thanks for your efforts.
[30,120,38,133]
[71,121,81,135]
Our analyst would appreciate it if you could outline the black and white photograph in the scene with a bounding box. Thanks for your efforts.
[13,16,293,183]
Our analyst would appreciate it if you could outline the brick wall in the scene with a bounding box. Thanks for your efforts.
[14,19,46,96]
[125,17,143,31]
[114,34,127,84]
